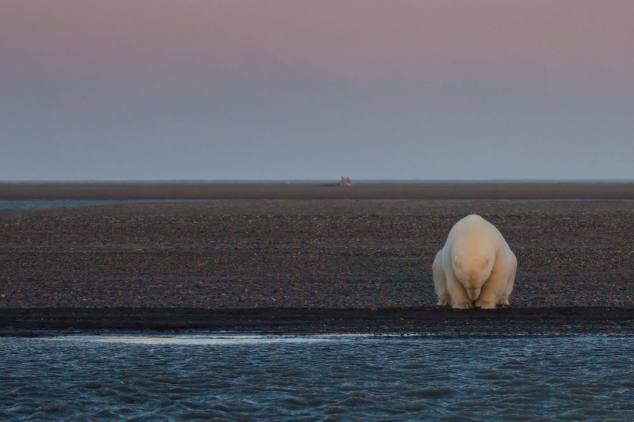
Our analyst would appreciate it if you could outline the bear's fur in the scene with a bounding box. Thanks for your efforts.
[432,214,517,309]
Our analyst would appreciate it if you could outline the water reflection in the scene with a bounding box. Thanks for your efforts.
[46,334,372,345]
[2,335,634,420]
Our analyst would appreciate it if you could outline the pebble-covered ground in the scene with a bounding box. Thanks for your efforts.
[1,199,633,310]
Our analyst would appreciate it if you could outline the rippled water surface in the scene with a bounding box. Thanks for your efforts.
[2,335,634,420]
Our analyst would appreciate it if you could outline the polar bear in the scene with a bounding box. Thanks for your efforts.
[432,214,517,309]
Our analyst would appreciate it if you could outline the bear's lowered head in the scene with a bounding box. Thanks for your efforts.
[452,252,494,301]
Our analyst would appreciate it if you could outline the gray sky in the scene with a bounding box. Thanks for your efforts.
[1,0,633,181]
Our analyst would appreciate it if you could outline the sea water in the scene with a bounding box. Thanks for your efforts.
[2,335,634,420]
[0,200,170,211]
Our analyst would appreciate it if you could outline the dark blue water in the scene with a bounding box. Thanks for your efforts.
[3,198,634,211]
[0,200,117,211]
[2,335,634,420]
[0,199,212,211]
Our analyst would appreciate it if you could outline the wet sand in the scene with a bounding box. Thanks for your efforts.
[2,308,634,337]
[1,183,634,335]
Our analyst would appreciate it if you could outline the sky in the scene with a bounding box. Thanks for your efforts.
[1,0,634,181]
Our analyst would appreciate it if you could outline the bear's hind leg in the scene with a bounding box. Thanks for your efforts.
[432,251,450,306]
[498,254,517,307]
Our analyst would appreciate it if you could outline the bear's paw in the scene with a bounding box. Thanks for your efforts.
[452,301,474,309]
[475,299,497,310]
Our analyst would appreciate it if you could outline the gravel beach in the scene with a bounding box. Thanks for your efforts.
[1,184,634,335]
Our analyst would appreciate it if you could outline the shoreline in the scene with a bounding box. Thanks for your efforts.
[2,181,634,200]
[2,307,634,337]
[2,198,634,337]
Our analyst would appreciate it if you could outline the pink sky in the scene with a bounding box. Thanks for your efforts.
[3,0,634,85]
[2,1,634,180]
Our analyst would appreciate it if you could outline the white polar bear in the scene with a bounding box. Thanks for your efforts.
[432,214,517,309]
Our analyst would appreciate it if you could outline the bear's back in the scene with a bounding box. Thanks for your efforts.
[446,214,503,250]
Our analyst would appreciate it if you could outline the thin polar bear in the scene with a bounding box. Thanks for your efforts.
[432,214,517,309]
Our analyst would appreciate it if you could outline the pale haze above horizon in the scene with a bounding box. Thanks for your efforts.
[1,0,633,181]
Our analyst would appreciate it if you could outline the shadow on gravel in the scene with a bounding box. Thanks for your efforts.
[2,307,634,337]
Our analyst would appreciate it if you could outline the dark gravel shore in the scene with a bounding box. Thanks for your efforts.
[1,195,634,334]
[2,307,634,337]
[2,181,634,200]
